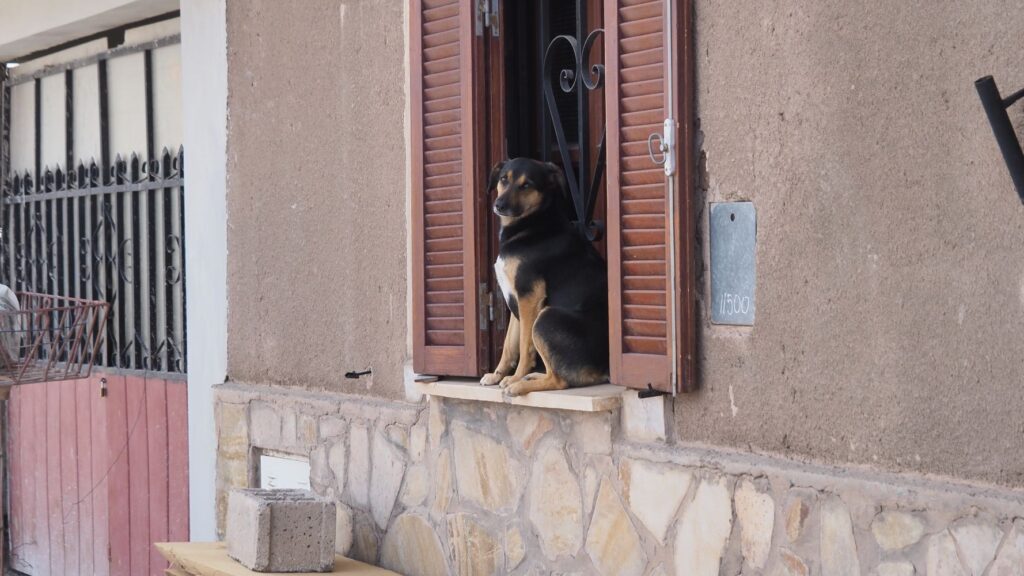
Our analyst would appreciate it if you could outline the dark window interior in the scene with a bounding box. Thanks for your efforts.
[503,0,592,159]
[486,0,607,369]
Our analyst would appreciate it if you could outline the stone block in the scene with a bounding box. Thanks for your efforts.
[217,402,249,458]
[871,510,924,551]
[529,444,582,559]
[452,423,521,512]
[226,488,336,573]
[950,519,1002,575]
[347,424,370,507]
[735,479,774,569]
[505,523,526,571]
[335,502,354,556]
[620,390,667,442]
[927,531,968,576]
[871,561,915,576]
[308,445,332,495]
[507,408,553,453]
[820,497,861,576]
[989,521,1024,575]
[585,479,646,576]
[328,439,347,494]
[448,514,502,576]
[622,459,692,544]
[571,412,612,455]
[380,514,448,576]
[409,424,427,461]
[770,549,809,576]
[250,402,282,448]
[319,416,347,440]
[431,447,453,517]
[370,430,406,528]
[674,478,733,576]
[785,496,811,543]
[400,464,429,507]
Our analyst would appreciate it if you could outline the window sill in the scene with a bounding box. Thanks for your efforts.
[413,378,623,412]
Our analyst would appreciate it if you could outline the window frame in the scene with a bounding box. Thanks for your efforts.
[409,0,696,394]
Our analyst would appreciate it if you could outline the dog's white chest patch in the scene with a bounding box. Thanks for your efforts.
[494,256,514,304]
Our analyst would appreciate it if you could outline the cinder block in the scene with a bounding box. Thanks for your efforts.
[227,488,336,572]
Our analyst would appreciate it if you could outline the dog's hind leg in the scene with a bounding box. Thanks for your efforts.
[503,370,568,396]
[503,306,607,397]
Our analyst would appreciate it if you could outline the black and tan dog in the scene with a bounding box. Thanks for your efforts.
[480,158,609,396]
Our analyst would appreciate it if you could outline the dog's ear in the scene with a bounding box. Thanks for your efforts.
[487,160,507,193]
[544,162,567,194]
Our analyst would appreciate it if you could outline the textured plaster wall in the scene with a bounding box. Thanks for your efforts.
[681,0,1024,488]
[225,0,409,399]
[224,0,1024,486]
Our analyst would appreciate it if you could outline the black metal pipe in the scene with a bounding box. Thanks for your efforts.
[975,75,1024,204]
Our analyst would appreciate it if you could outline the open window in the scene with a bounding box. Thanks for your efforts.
[410,0,696,394]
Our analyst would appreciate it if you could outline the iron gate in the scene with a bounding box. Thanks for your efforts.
[0,38,186,374]
[1,32,190,576]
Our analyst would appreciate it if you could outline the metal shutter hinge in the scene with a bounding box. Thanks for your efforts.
[475,0,499,37]
[479,283,493,327]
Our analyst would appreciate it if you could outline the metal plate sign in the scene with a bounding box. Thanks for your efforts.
[710,202,756,325]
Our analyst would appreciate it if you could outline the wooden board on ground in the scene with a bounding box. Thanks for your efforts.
[155,542,399,576]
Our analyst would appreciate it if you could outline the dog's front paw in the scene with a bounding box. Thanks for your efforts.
[498,375,519,389]
[480,372,503,386]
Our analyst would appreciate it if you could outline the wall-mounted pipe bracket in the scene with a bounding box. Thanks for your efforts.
[975,75,1024,204]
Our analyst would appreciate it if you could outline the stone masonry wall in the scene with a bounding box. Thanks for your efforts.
[215,383,1024,575]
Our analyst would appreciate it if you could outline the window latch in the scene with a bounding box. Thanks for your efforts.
[475,0,499,37]
[647,118,677,176]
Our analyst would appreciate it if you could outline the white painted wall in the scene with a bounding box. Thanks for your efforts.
[73,63,103,163]
[180,0,227,542]
[7,37,182,172]
[39,74,66,169]
[152,44,183,153]
[0,0,178,60]
[107,52,148,159]
[9,83,35,174]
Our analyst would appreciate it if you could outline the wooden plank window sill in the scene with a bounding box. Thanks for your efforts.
[414,378,623,412]
[155,542,398,575]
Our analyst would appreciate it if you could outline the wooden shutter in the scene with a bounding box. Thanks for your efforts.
[606,0,696,393]
[411,0,484,376]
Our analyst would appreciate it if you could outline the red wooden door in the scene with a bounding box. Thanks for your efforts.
[7,371,189,576]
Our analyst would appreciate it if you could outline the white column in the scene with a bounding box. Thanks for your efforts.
[180,0,227,542]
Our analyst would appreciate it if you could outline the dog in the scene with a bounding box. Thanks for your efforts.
[479,158,609,396]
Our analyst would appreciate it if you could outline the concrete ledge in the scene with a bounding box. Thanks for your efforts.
[156,542,398,575]
[414,378,623,412]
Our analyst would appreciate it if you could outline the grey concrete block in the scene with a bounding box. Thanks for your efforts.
[226,488,336,572]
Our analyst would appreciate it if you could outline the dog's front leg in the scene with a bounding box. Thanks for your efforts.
[480,315,519,386]
[503,281,544,387]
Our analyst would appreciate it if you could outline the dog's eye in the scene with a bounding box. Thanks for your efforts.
[500,175,509,185]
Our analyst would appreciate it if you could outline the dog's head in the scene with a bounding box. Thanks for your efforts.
[488,158,567,224]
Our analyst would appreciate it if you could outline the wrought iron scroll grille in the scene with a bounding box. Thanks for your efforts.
[0,37,186,374]
[542,6,606,241]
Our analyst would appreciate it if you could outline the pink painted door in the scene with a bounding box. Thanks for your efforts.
[7,372,189,576]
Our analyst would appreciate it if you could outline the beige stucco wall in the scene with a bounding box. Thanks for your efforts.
[225,1,1024,486]
[683,0,1024,487]
[225,0,410,400]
